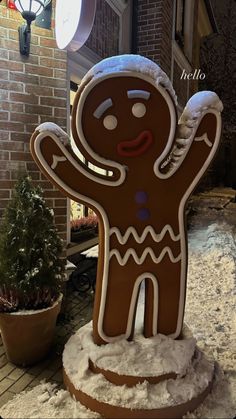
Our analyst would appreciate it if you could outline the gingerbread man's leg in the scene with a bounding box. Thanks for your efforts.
[144,258,183,338]
[93,258,144,345]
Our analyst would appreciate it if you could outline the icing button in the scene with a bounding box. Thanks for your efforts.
[137,208,150,221]
[135,191,148,204]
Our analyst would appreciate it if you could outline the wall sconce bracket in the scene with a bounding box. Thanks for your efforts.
[18,23,31,56]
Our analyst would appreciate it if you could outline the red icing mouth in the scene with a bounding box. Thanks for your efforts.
[117,130,153,157]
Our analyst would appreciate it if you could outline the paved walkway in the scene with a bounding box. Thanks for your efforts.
[0,187,235,409]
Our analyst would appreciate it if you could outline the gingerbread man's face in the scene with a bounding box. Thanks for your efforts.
[79,76,174,166]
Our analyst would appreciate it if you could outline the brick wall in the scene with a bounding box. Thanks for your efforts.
[0,0,68,242]
[135,0,174,78]
[86,0,120,58]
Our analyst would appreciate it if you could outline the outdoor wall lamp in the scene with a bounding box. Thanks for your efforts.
[14,0,51,56]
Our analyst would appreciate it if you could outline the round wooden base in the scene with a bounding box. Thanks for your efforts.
[64,368,214,419]
[63,323,215,418]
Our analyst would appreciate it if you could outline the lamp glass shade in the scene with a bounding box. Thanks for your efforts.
[14,0,47,16]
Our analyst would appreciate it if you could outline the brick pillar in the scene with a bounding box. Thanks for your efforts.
[134,0,174,77]
[0,0,68,242]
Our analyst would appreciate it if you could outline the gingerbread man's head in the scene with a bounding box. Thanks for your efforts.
[72,55,177,171]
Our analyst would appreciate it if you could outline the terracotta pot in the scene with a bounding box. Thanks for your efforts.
[0,295,62,366]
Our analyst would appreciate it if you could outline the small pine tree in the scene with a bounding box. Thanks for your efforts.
[0,176,64,312]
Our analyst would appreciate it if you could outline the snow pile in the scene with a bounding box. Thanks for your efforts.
[36,122,69,146]
[162,91,223,174]
[0,381,99,419]
[81,54,177,104]
[62,323,213,410]
[179,92,223,127]
[63,322,196,378]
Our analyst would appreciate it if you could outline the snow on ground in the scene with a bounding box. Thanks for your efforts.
[1,222,235,418]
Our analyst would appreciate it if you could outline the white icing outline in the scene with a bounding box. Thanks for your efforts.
[110,247,181,266]
[36,132,125,187]
[127,90,150,100]
[194,132,212,147]
[51,154,67,169]
[127,273,158,337]
[110,225,180,244]
[76,72,176,187]
[170,110,221,339]
[93,98,113,119]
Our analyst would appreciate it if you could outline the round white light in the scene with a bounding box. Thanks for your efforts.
[103,115,118,130]
[14,0,49,16]
[132,103,147,118]
[55,0,97,52]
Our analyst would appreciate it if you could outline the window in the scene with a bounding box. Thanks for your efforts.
[175,0,185,49]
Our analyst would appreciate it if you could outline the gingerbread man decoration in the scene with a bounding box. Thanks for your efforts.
[30,55,223,345]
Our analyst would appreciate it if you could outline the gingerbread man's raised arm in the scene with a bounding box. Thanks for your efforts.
[30,122,126,206]
[155,91,223,197]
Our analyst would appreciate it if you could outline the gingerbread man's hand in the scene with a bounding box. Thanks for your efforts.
[30,122,110,204]
[156,91,223,195]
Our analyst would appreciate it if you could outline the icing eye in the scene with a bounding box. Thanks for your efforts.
[132,102,146,118]
[103,115,118,130]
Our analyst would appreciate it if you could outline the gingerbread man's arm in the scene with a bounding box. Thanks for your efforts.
[155,91,223,195]
[30,123,124,204]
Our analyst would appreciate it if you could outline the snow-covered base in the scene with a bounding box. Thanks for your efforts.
[65,322,196,378]
[62,322,213,411]
[1,223,235,418]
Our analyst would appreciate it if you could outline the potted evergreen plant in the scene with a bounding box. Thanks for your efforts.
[0,176,64,366]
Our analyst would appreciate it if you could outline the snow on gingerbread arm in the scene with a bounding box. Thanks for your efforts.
[30,122,125,205]
[155,91,223,195]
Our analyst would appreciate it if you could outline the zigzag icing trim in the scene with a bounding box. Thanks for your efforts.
[110,225,180,245]
[109,247,181,266]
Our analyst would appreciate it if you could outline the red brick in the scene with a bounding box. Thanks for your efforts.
[0,70,9,80]
[40,57,66,70]
[25,85,53,97]
[10,72,39,85]
[54,69,67,79]
[10,92,39,105]
[9,51,39,66]
[11,113,38,124]
[25,64,53,77]
[25,104,53,116]
[40,38,57,48]
[30,44,53,57]
[0,111,8,121]
[0,80,23,92]
[0,142,24,152]
[0,190,10,199]
[54,207,67,216]
[10,152,33,161]
[40,97,67,108]
[55,216,67,224]
[0,131,9,141]
[0,199,10,208]
[0,181,14,189]
[0,171,10,180]
[55,199,67,207]
[0,121,24,132]
[54,88,67,99]
[1,102,24,113]
[11,132,30,142]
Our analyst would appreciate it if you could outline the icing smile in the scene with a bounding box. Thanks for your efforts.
[117,130,153,157]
